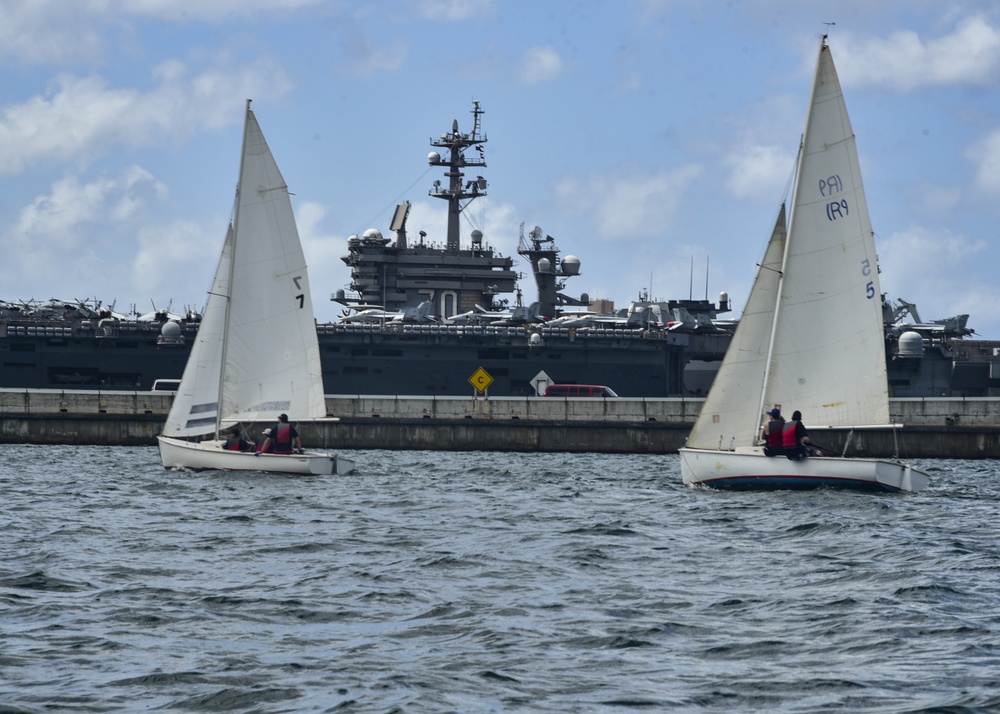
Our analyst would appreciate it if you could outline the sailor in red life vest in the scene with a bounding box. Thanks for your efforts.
[781,410,810,461]
[255,413,303,456]
[761,407,786,457]
[255,428,273,454]
[223,425,253,452]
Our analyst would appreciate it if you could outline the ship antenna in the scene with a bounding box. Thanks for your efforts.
[705,255,710,301]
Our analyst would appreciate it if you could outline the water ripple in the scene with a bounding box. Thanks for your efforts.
[1,447,998,711]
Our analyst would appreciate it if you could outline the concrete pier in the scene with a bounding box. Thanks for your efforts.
[2,389,1000,458]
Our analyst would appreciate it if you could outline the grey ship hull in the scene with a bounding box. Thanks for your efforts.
[3,315,999,397]
[0,317,727,397]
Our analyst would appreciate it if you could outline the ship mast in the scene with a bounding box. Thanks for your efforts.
[428,100,487,252]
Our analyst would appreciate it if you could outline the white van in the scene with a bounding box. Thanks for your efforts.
[151,379,181,393]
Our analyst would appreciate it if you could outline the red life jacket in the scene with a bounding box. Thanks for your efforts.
[224,437,242,451]
[782,422,799,448]
[767,423,784,448]
[273,423,294,454]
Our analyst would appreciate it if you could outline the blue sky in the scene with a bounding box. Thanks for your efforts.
[2,0,999,336]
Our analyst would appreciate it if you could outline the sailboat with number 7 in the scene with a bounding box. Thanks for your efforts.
[679,37,928,493]
[157,101,354,476]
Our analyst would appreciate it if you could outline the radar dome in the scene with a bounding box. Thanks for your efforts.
[529,333,543,347]
[580,292,590,305]
[537,257,551,273]
[335,289,346,300]
[561,255,581,275]
[471,229,483,245]
[427,151,441,164]
[362,228,384,241]
[160,321,181,338]
[897,331,925,358]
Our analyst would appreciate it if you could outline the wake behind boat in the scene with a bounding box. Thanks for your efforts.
[157,101,354,476]
[679,37,928,493]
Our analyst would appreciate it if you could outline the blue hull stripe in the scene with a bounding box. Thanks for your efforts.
[699,474,900,493]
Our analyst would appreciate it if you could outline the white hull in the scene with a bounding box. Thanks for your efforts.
[158,437,355,476]
[679,447,928,493]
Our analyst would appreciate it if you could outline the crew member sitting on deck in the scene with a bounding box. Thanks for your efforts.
[782,410,811,461]
[255,428,273,454]
[761,408,786,457]
[223,425,253,452]
[256,414,302,455]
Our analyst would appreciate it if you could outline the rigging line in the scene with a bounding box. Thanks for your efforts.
[353,166,434,236]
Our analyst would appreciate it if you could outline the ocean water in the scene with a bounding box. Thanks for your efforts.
[1,446,998,713]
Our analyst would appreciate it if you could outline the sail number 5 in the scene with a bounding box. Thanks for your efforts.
[861,259,874,299]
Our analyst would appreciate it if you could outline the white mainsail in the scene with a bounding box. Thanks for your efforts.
[687,39,888,451]
[219,106,326,423]
[763,40,888,429]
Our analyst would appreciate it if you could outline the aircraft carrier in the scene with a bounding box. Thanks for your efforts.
[2,102,997,398]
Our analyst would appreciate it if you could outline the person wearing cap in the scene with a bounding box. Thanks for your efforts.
[254,427,274,454]
[256,413,302,455]
[761,407,786,457]
[223,424,253,452]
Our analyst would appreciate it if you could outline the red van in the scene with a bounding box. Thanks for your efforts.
[543,384,618,397]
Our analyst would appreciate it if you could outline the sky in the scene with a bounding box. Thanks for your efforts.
[2,0,999,336]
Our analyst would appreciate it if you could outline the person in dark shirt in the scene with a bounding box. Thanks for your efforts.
[256,414,302,455]
[761,408,786,457]
[782,410,811,460]
[223,425,253,452]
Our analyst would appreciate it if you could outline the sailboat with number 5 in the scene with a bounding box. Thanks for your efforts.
[157,101,354,476]
[679,37,928,493]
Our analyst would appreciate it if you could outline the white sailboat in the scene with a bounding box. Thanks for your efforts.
[679,38,928,493]
[158,101,354,476]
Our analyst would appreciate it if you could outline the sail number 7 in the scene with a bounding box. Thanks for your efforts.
[293,275,305,308]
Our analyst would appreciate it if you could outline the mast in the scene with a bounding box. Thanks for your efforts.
[215,99,251,436]
[428,100,488,251]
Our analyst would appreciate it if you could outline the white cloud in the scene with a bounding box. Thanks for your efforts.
[0,0,106,65]
[877,224,1000,325]
[114,0,324,21]
[0,58,293,176]
[340,35,409,76]
[131,219,221,310]
[554,165,702,240]
[837,15,1000,90]
[0,0,325,65]
[966,127,1000,199]
[517,46,563,85]
[725,143,795,201]
[413,0,492,22]
[5,167,171,300]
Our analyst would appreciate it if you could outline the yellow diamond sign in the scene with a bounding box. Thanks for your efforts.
[469,366,494,393]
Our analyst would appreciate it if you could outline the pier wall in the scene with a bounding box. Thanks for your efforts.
[3,389,1000,458]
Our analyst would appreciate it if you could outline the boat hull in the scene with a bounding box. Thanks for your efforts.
[157,436,354,475]
[678,447,928,493]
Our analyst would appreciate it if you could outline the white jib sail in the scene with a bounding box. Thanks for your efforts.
[161,226,233,438]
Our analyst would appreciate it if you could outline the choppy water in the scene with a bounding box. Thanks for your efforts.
[1,446,998,713]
